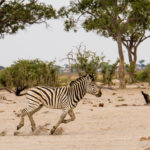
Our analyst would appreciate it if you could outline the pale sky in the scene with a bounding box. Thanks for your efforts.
[0,0,150,67]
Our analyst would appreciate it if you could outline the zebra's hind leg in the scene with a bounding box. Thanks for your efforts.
[17,104,43,131]
[50,110,68,135]
[17,109,27,130]
[62,109,76,124]
[27,104,43,132]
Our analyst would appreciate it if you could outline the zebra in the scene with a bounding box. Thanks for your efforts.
[16,74,102,134]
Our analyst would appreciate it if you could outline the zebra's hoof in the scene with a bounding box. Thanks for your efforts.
[50,129,55,135]
[32,126,36,132]
[17,126,20,130]
[50,127,56,135]
[17,125,22,130]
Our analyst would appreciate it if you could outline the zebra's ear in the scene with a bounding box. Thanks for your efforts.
[88,74,95,81]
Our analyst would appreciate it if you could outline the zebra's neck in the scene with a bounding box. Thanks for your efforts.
[69,80,87,106]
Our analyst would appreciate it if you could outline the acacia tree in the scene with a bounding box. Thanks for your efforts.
[0,0,56,38]
[120,1,150,83]
[58,0,150,88]
[123,29,150,82]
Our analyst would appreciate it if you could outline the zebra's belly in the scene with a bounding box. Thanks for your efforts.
[44,103,62,109]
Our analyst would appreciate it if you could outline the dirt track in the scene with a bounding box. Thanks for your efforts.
[0,85,150,150]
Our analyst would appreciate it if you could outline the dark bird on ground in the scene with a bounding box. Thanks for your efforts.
[141,91,150,104]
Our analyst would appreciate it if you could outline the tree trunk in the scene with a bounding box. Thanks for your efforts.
[127,47,137,83]
[116,33,126,88]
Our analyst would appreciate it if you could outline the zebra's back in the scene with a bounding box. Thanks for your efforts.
[26,86,69,109]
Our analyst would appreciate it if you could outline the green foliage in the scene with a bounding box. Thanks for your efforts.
[0,59,58,93]
[136,64,150,83]
[0,67,13,88]
[0,0,56,38]
[126,63,135,74]
[101,59,120,85]
[125,63,136,83]
[139,59,145,67]
[101,62,110,84]
[58,0,150,37]
[71,45,104,79]
[118,99,125,102]
[58,0,150,88]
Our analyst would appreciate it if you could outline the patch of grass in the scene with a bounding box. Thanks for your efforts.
[118,99,125,102]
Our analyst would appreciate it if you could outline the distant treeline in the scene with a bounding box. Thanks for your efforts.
[0,56,149,96]
[0,66,4,70]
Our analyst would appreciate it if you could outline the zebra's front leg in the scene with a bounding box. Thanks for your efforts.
[50,110,68,135]
[62,109,76,124]
[17,116,24,130]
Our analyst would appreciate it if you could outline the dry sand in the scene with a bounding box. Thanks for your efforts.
[0,83,150,150]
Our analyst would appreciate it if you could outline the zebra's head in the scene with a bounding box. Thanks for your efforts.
[85,74,102,97]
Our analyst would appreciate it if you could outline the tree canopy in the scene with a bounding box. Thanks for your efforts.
[0,0,56,38]
[58,0,150,88]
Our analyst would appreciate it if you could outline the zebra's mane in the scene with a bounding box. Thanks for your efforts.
[69,75,87,86]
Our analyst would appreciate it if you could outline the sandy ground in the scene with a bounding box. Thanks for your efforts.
[0,83,150,150]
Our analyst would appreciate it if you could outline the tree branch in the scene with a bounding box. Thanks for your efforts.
[0,0,5,6]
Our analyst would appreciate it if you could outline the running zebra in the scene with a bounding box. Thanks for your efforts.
[17,74,102,134]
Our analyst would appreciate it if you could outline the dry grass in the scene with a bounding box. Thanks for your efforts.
[58,73,78,86]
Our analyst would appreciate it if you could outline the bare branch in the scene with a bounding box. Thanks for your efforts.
[0,0,5,6]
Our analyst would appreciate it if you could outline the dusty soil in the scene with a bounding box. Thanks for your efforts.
[0,83,150,150]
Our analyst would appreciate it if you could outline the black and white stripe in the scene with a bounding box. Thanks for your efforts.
[17,74,102,134]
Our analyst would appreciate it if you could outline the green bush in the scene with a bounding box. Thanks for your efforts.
[70,46,104,79]
[135,64,150,82]
[101,59,119,85]
[0,59,58,95]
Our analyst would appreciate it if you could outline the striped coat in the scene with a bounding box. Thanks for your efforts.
[17,74,102,134]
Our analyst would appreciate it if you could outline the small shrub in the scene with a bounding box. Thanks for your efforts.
[70,44,104,80]
[101,59,119,85]
[136,64,150,83]
[118,99,125,101]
